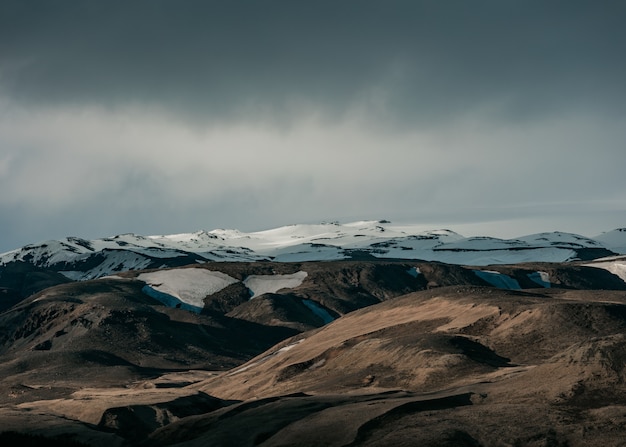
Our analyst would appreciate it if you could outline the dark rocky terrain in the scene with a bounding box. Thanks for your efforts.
[0,261,71,312]
[0,258,625,445]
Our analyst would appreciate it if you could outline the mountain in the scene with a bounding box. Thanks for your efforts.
[0,221,619,283]
[594,228,626,254]
[1,221,626,445]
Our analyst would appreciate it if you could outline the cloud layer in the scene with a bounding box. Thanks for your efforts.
[1,1,625,251]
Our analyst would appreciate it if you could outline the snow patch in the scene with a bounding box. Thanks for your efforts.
[406,266,421,278]
[528,271,551,288]
[244,271,308,298]
[593,228,626,254]
[474,270,521,290]
[138,268,238,310]
[583,259,626,283]
[142,285,203,313]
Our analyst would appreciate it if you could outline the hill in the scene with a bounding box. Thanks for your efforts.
[1,244,626,444]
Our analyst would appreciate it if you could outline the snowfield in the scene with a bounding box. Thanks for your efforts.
[138,268,239,311]
[1,220,624,279]
[134,267,309,312]
[244,271,308,298]
[593,229,626,254]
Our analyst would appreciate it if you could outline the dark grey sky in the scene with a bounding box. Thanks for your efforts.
[1,1,625,252]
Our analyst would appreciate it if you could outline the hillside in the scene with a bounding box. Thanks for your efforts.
[0,253,626,445]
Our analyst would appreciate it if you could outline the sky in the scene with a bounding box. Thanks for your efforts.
[1,0,625,253]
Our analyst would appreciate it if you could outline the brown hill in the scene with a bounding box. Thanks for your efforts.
[197,286,626,400]
[144,286,626,446]
[0,277,297,406]
[1,260,626,446]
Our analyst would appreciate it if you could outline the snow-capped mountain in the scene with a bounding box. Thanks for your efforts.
[0,220,621,280]
[593,228,626,255]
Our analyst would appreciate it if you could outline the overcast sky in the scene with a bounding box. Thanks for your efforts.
[1,1,625,252]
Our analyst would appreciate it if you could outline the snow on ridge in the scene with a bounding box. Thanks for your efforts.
[218,221,466,253]
[207,228,249,240]
[0,239,90,266]
[271,244,346,262]
[517,231,602,248]
[438,236,526,251]
[417,247,578,266]
[593,228,626,254]
[2,221,624,276]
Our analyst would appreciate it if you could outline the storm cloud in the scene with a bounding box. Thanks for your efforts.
[1,1,625,251]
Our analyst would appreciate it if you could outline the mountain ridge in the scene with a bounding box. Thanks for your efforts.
[2,220,623,282]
